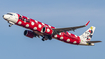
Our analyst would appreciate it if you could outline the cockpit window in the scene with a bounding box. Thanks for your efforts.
[7,13,13,15]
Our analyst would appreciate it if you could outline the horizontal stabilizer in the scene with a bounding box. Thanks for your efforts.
[87,41,102,43]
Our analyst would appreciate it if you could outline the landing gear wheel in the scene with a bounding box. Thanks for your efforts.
[9,25,12,27]
[49,39,52,40]
[48,35,52,40]
[42,38,45,41]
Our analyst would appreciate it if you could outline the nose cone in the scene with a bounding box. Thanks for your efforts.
[3,14,10,20]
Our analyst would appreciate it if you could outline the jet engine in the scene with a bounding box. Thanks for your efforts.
[41,27,53,35]
[24,30,35,38]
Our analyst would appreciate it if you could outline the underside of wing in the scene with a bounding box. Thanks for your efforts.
[87,41,102,43]
[52,21,90,35]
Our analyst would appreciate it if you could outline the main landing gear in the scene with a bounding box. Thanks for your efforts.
[42,35,52,41]
[42,37,46,41]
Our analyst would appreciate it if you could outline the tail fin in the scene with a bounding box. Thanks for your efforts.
[79,26,96,41]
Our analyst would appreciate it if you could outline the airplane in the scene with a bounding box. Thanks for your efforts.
[2,12,101,46]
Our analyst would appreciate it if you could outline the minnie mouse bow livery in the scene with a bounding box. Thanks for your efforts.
[3,12,101,46]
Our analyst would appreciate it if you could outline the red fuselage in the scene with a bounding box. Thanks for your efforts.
[15,14,81,45]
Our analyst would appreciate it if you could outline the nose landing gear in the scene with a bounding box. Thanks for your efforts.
[8,21,14,27]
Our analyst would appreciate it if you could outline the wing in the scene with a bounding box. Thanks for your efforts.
[87,41,102,43]
[52,21,90,35]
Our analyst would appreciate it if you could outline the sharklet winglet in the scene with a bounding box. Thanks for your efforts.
[85,21,90,26]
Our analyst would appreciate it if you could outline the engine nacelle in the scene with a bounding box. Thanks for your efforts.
[24,30,35,38]
[41,27,53,35]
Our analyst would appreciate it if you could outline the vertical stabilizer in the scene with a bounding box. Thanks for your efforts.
[79,26,96,41]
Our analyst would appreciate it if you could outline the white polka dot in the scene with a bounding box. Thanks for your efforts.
[54,35,57,38]
[41,30,44,33]
[49,25,51,28]
[42,23,45,25]
[59,33,61,35]
[68,33,71,35]
[75,35,78,37]
[67,39,70,42]
[38,24,42,28]
[18,21,22,24]
[31,22,34,25]
[26,24,29,27]
[73,41,77,44]
[33,27,37,30]
[60,37,63,40]
[35,20,38,23]
[47,29,50,32]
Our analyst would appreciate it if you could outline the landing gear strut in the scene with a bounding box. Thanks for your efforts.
[8,21,14,27]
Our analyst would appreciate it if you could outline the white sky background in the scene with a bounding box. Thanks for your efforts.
[0,0,105,59]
